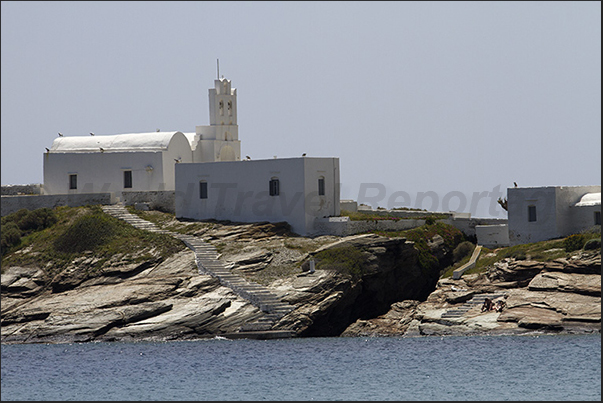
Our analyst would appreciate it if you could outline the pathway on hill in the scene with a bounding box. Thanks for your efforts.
[101,204,294,332]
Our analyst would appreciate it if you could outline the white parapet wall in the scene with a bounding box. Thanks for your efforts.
[475,224,510,248]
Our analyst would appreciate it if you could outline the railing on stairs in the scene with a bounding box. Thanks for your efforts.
[452,245,483,280]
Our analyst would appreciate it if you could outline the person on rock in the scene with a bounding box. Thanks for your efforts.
[481,298,494,312]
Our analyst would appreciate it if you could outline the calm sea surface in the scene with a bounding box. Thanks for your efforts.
[1,334,600,401]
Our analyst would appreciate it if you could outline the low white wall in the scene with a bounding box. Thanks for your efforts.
[314,216,509,238]
[443,217,508,237]
[340,200,358,212]
[475,224,510,248]
[1,193,115,216]
[314,217,426,236]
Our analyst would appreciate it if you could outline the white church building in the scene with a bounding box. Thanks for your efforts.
[43,77,242,198]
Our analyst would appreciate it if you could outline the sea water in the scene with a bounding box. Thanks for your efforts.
[1,334,600,401]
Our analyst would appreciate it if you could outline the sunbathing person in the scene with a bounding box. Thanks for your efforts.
[481,298,494,312]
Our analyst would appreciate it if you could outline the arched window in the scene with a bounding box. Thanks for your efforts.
[269,177,280,196]
[227,101,232,116]
[219,100,224,116]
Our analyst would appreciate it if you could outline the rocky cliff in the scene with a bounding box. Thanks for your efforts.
[1,213,600,344]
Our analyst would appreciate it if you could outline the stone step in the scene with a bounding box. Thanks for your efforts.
[102,204,295,326]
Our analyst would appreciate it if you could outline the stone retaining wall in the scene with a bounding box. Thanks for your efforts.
[1,184,43,195]
[122,191,175,214]
[1,193,115,216]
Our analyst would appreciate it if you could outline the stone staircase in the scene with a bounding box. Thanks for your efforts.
[440,292,507,319]
[101,204,294,332]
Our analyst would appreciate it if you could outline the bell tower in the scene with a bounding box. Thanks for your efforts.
[194,71,241,162]
[208,77,238,131]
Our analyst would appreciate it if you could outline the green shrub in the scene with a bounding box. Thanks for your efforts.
[425,215,438,225]
[313,246,367,280]
[510,250,527,260]
[1,221,22,256]
[53,213,118,253]
[1,208,29,226]
[563,234,586,252]
[17,208,58,232]
[376,222,465,271]
[583,238,601,251]
[453,241,474,262]
[1,208,58,257]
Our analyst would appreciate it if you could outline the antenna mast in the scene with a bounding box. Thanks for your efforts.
[217,59,220,79]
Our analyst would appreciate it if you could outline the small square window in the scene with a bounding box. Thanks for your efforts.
[124,171,133,188]
[269,178,279,196]
[200,181,208,199]
[528,205,537,222]
[69,174,77,190]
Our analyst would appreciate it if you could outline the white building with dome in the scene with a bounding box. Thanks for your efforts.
[507,185,601,245]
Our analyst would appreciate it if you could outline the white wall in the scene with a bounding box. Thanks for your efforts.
[175,157,340,236]
[475,224,510,248]
[302,157,340,232]
[568,204,600,234]
[555,186,601,236]
[43,151,164,197]
[160,132,195,190]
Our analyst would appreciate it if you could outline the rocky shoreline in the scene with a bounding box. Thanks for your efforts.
[342,251,601,337]
[1,218,600,344]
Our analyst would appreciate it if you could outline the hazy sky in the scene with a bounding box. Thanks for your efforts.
[1,1,600,218]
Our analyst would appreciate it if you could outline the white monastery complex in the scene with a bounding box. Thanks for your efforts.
[38,76,339,236]
[1,74,599,242]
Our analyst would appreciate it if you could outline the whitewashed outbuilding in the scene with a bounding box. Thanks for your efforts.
[175,157,340,236]
[507,185,601,245]
[43,78,241,199]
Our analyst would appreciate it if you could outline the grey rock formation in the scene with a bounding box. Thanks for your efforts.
[2,250,264,343]
[341,250,601,337]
